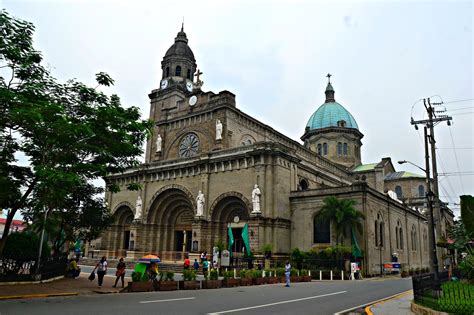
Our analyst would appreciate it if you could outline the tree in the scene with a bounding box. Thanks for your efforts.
[460,195,474,235]
[314,196,365,245]
[0,10,152,254]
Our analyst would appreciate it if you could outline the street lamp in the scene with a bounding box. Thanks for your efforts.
[398,159,439,281]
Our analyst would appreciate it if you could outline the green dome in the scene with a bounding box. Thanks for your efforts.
[306,101,359,130]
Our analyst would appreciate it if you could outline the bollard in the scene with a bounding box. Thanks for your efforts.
[319,270,322,281]
[234,268,236,279]
[341,270,344,280]
[309,270,311,277]
[330,270,333,281]
[263,270,266,278]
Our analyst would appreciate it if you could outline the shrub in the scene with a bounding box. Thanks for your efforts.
[290,268,298,276]
[183,269,197,281]
[222,270,233,279]
[300,269,309,276]
[131,271,142,282]
[209,269,219,280]
[160,271,174,281]
[4,232,51,257]
[252,270,262,278]
[459,250,474,282]
[276,268,285,277]
[437,282,474,314]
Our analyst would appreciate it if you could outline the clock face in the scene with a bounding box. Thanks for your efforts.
[160,79,168,89]
[186,81,193,92]
[179,133,200,158]
[189,95,197,106]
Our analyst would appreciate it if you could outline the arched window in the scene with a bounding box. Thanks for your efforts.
[175,66,182,76]
[337,142,342,155]
[418,185,425,197]
[379,221,384,247]
[165,67,170,77]
[313,217,330,243]
[187,69,192,80]
[395,186,403,199]
[300,179,309,191]
[396,226,399,249]
[343,143,348,155]
[397,220,403,250]
[400,227,404,249]
[323,143,328,155]
[423,229,428,251]
[375,221,379,247]
[411,225,417,251]
[317,144,322,155]
[375,213,384,247]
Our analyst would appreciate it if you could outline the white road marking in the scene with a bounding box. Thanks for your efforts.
[208,291,347,314]
[140,297,196,304]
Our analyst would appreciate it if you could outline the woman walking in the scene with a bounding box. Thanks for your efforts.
[113,258,126,288]
[94,256,108,288]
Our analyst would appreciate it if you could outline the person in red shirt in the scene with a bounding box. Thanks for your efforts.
[184,256,190,270]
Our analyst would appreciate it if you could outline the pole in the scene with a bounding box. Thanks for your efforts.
[36,208,48,275]
[424,125,439,281]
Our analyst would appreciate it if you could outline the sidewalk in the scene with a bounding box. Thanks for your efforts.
[0,272,129,300]
[367,290,414,315]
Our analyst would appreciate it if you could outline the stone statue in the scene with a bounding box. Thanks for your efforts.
[134,196,142,220]
[216,119,223,141]
[196,190,205,217]
[251,184,261,213]
[156,134,162,153]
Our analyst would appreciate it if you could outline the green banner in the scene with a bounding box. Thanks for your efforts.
[241,223,251,256]
[351,227,363,258]
[227,224,234,256]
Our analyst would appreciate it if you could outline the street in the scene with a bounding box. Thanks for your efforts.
[0,277,412,315]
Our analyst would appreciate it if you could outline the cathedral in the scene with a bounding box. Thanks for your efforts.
[97,27,454,275]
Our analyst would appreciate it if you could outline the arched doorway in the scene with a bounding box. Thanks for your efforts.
[211,193,250,256]
[147,188,195,254]
[111,205,134,250]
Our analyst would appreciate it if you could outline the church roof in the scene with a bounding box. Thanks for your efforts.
[306,80,359,131]
[384,171,425,180]
[164,26,195,61]
[353,163,377,172]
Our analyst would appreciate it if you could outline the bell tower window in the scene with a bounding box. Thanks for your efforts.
[337,142,342,155]
[343,143,348,155]
[166,67,170,77]
[317,144,322,155]
[175,66,182,77]
[187,69,192,80]
[323,143,328,156]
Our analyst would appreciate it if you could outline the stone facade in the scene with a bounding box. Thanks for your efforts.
[95,27,453,275]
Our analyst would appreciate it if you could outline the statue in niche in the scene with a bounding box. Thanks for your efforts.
[134,196,142,220]
[251,184,261,213]
[156,134,162,153]
[196,190,205,217]
[216,119,223,141]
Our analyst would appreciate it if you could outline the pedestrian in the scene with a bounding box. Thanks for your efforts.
[184,256,190,270]
[113,258,126,288]
[193,259,199,272]
[203,259,209,276]
[67,258,81,278]
[93,256,107,288]
[200,252,205,262]
[284,260,291,287]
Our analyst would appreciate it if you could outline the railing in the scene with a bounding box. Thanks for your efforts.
[412,271,450,309]
[0,254,68,282]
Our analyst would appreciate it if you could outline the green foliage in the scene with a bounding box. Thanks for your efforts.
[276,268,285,277]
[300,269,309,276]
[437,282,474,314]
[261,243,272,255]
[252,270,262,278]
[0,9,152,254]
[459,248,474,282]
[315,197,365,244]
[291,248,305,264]
[222,270,234,279]
[290,268,298,276]
[214,239,225,254]
[460,195,474,235]
[209,269,219,280]
[131,272,141,282]
[3,232,50,257]
[183,269,197,281]
[159,271,174,281]
[447,220,473,252]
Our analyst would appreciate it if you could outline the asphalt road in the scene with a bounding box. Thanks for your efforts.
[0,277,412,315]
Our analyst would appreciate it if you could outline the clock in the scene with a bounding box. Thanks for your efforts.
[233,216,240,223]
[179,133,200,158]
[189,95,197,106]
[186,80,194,92]
[160,79,168,90]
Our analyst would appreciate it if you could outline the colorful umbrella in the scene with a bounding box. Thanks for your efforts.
[138,254,161,263]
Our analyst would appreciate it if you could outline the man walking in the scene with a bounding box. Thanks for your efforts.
[285,260,291,287]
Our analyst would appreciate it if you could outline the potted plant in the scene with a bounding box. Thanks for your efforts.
[180,269,200,290]
[222,270,240,287]
[157,271,178,291]
[128,271,153,292]
[300,269,311,282]
[239,269,253,286]
[265,270,279,284]
[290,268,301,282]
[252,270,265,285]
[202,269,221,289]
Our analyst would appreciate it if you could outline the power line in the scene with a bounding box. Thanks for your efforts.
[446,106,474,111]
[443,98,474,104]
[450,112,473,116]
[437,147,474,150]
[448,126,465,194]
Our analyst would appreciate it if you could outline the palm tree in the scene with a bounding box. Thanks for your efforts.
[315,196,365,245]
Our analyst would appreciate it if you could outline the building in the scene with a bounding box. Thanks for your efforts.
[0,218,25,238]
[97,27,453,275]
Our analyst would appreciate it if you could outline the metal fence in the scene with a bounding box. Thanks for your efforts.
[412,271,450,309]
[0,254,68,282]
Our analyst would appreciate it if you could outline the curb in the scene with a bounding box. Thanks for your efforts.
[0,292,79,300]
[334,289,413,314]
[364,290,413,315]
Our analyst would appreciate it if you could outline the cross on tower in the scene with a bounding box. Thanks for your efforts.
[326,73,332,83]
[195,69,203,83]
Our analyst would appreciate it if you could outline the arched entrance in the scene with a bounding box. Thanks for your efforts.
[147,188,195,254]
[210,193,250,255]
[111,205,134,250]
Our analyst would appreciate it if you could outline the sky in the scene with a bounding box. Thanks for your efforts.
[1,0,473,218]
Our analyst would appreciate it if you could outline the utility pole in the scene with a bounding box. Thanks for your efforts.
[411,97,452,278]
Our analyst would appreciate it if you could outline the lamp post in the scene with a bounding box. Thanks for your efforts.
[398,156,439,281]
